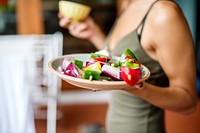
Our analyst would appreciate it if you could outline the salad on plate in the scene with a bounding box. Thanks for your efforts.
[58,48,143,86]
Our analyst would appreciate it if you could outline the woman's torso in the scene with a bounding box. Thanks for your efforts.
[105,1,170,132]
[105,0,169,86]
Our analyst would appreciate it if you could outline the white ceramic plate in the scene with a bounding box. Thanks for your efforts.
[48,53,150,90]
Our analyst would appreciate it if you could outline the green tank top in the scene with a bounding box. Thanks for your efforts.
[104,3,169,87]
[105,1,170,133]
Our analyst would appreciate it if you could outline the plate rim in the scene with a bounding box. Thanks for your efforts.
[48,53,150,90]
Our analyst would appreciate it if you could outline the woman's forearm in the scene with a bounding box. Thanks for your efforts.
[125,82,198,115]
[89,25,106,50]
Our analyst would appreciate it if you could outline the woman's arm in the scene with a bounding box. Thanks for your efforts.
[125,1,197,115]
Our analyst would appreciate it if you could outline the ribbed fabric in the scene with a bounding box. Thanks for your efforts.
[105,1,169,133]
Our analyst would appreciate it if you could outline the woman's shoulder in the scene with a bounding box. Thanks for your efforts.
[150,0,185,27]
[144,1,191,53]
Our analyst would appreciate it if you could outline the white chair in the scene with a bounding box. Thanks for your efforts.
[0,32,63,133]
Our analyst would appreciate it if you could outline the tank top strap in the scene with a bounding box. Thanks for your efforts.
[137,0,159,40]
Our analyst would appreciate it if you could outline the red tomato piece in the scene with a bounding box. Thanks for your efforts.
[120,66,141,86]
[93,57,107,62]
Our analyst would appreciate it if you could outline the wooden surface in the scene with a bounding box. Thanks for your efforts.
[35,101,200,133]
[165,100,200,133]
[35,104,108,133]
[61,80,84,91]
[16,0,44,34]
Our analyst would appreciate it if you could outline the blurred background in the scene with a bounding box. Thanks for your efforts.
[0,0,199,133]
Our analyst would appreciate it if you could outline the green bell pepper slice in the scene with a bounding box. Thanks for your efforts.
[72,59,83,69]
[119,48,138,67]
[90,53,107,59]
[83,69,101,80]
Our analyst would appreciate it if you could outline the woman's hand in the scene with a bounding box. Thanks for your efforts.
[58,13,106,50]
[121,82,145,93]
[58,14,95,39]
[58,13,72,29]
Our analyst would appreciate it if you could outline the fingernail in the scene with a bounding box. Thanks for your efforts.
[135,83,144,90]
[139,83,143,87]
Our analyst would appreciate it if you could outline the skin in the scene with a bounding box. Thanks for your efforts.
[59,0,197,115]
